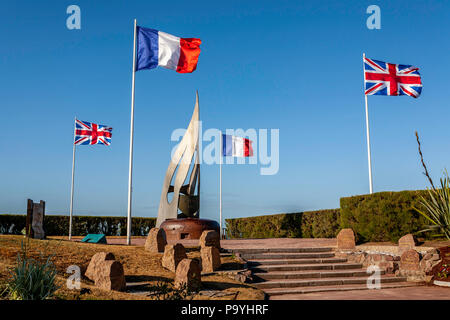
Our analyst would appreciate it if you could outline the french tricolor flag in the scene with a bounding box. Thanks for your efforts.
[222,134,254,157]
[136,26,201,73]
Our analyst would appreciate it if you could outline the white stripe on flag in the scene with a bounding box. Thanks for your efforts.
[158,31,180,71]
[232,136,245,157]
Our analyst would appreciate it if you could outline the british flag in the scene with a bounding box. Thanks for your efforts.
[364,57,422,98]
[74,119,112,146]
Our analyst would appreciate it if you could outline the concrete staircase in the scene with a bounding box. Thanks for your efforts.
[232,247,419,298]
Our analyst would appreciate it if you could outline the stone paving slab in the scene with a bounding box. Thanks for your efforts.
[270,285,450,300]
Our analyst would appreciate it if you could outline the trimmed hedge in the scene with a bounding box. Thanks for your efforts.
[340,190,432,242]
[225,209,341,239]
[0,214,156,236]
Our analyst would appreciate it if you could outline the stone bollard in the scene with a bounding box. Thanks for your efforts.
[145,227,167,253]
[398,234,417,255]
[200,246,221,273]
[336,228,355,250]
[162,243,187,272]
[85,252,116,281]
[175,258,202,291]
[199,230,221,250]
[85,252,126,291]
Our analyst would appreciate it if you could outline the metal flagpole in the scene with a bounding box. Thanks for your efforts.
[126,19,137,245]
[363,53,373,194]
[219,131,223,239]
[69,117,77,241]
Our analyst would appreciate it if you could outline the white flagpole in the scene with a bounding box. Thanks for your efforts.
[69,117,77,241]
[219,131,223,239]
[363,53,374,194]
[126,19,137,245]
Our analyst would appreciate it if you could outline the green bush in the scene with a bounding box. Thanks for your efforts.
[225,209,340,239]
[0,214,156,236]
[301,210,341,238]
[340,190,432,242]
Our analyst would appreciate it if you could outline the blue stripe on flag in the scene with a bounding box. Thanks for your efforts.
[222,134,232,156]
[136,27,159,71]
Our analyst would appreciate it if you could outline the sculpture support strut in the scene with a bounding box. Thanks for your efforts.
[156,92,201,227]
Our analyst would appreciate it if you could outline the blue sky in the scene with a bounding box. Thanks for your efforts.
[1,1,449,222]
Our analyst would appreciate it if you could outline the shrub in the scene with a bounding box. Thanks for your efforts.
[340,191,431,243]
[6,241,59,300]
[301,210,341,238]
[0,215,156,236]
[225,209,340,239]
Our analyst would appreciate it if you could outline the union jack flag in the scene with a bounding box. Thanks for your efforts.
[74,119,112,146]
[364,57,422,98]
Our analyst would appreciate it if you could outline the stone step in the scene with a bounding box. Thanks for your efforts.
[247,258,348,266]
[232,247,334,254]
[250,262,363,272]
[254,275,408,289]
[253,268,382,281]
[240,252,335,260]
[266,281,423,297]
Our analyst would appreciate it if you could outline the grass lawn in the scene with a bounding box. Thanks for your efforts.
[0,235,265,300]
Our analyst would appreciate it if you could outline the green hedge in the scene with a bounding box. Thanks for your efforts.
[340,190,432,242]
[225,209,340,239]
[0,214,156,236]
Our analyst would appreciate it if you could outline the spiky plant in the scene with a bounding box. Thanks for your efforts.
[414,132,450,240]
[6,240,59,300]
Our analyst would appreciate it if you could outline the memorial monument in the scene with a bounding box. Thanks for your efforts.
[156,92,219,241]
[26,199,46,239]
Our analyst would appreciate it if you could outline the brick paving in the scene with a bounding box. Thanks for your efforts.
[270,285,450,300]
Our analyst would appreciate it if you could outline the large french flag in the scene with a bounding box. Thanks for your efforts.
[136,26,201,73]
[222,134,254,157]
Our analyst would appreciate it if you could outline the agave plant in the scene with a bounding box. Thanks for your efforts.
[7,240,59,300]
[415,174,450,240]
[414,132,450,240]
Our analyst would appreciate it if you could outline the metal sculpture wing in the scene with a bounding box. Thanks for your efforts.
[156,92,200,227]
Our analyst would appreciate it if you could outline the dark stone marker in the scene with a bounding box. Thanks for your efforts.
[26,199,45,239]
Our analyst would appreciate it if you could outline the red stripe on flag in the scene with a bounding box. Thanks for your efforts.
[91,123,98,145]
[244,138,253,157]
[177,38,201,73]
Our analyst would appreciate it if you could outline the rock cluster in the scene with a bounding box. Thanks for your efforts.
[334,231,442,281]
[85,252,126,291]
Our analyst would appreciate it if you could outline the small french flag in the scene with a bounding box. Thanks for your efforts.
[136,26,201,73]
[222,134,254,157]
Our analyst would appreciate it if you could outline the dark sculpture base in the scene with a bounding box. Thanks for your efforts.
[160,218,220,242]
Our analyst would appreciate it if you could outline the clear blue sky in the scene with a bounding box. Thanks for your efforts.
[1,1,449,221]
